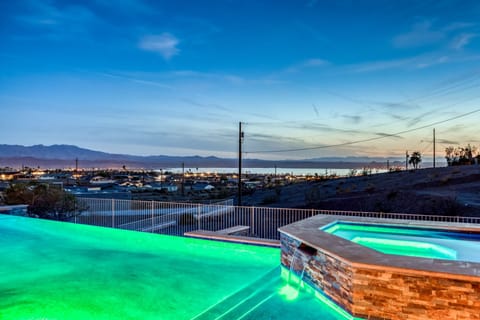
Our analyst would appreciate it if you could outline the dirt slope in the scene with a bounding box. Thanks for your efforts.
[242,165,480,217]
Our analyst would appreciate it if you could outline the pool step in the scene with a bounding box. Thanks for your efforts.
[210,282,278,320]
[192,267,281,320]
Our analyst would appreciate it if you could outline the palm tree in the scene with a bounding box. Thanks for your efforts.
[408,151,422,170]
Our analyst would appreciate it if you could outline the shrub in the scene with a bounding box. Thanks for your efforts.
[386,190,398,200]
[179,213,196,225]
[305,187,321,205]
[365,184,375,194]
[5,182,82,220]
[261,195,278,205]
[440,176,450,185]
[439,197,463,216]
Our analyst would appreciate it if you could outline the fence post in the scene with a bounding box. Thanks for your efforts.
[251,206,255,236]
[197,204,201,231]
[151,201,154,232]
[112,198,115,228]
[74,200,77,224]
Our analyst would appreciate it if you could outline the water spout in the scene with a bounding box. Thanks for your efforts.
[282,245,313,301]
[288,246,299,282]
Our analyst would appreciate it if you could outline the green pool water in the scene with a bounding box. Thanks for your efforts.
[0,215,355,320]
[322,222,480,261]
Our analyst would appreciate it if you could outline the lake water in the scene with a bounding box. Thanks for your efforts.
[160,167,388,176]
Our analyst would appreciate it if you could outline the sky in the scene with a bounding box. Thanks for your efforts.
[1,0,480,161]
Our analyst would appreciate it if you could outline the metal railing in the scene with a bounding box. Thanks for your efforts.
[72,197,480,240]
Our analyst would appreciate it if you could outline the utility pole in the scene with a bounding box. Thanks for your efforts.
[160,169,163,190]
[433,128,436,168]
[181,162,185,196]
[405,150,409,170]
[238,122,244,206]
[75,158,79,183]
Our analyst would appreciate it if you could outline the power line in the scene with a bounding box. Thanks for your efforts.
[245,107,480,154]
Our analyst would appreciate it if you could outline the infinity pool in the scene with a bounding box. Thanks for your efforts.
[0,215,354,320]
[323,221,480,262]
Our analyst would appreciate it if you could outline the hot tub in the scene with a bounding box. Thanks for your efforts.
[279,215,480,320]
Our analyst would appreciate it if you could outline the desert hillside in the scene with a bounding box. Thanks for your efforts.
[242,165,480,217]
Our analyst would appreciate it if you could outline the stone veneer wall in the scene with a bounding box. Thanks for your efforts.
[352,268,480,320]
[280,233,480,320]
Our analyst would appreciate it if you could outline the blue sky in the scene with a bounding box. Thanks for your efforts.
[1,0,480,160]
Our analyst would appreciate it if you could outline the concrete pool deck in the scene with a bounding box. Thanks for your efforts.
[279,215,480,320]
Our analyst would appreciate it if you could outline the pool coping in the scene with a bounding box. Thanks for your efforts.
[184,230,281,248]
[279,215,480,281]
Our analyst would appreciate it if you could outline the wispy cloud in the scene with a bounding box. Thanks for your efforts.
[406,110,441,127]
[416,55,449,68]
[389,114,409,121]
[450,33,477,50]
[181,98,232,113]
[285,58,329,73]
[342,115,363,124]
[97,72,174,89]
[393,21,444,48]
[352,19,478,73]
[323,90,375,110]
[96,69,282,93]
[97,125,237,156]
[182,98,276,121]
[14,1,99,40]
[375,132,403,139]
[139,33,180,60]
[437,139,459,145]
[170,69,285,87]
[276,121,369,136]
[350,53,452,73]
[376,102,419,110]
[301,58,329,67]
[393,19,478,51]
[244,132,323,156]
[351,56,415,72]
[170,70,244,84]
[443,22,476,32]
[312,104,320,117]
[94,0,154,15]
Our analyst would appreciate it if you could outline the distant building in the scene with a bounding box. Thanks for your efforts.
[192,182,215,191]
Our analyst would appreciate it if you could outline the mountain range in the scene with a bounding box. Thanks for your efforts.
[0,144,403,169]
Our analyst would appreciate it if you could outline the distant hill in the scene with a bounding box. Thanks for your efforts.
[0,144,403,169]
[0,144,117,161]
[242,164,480,217]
